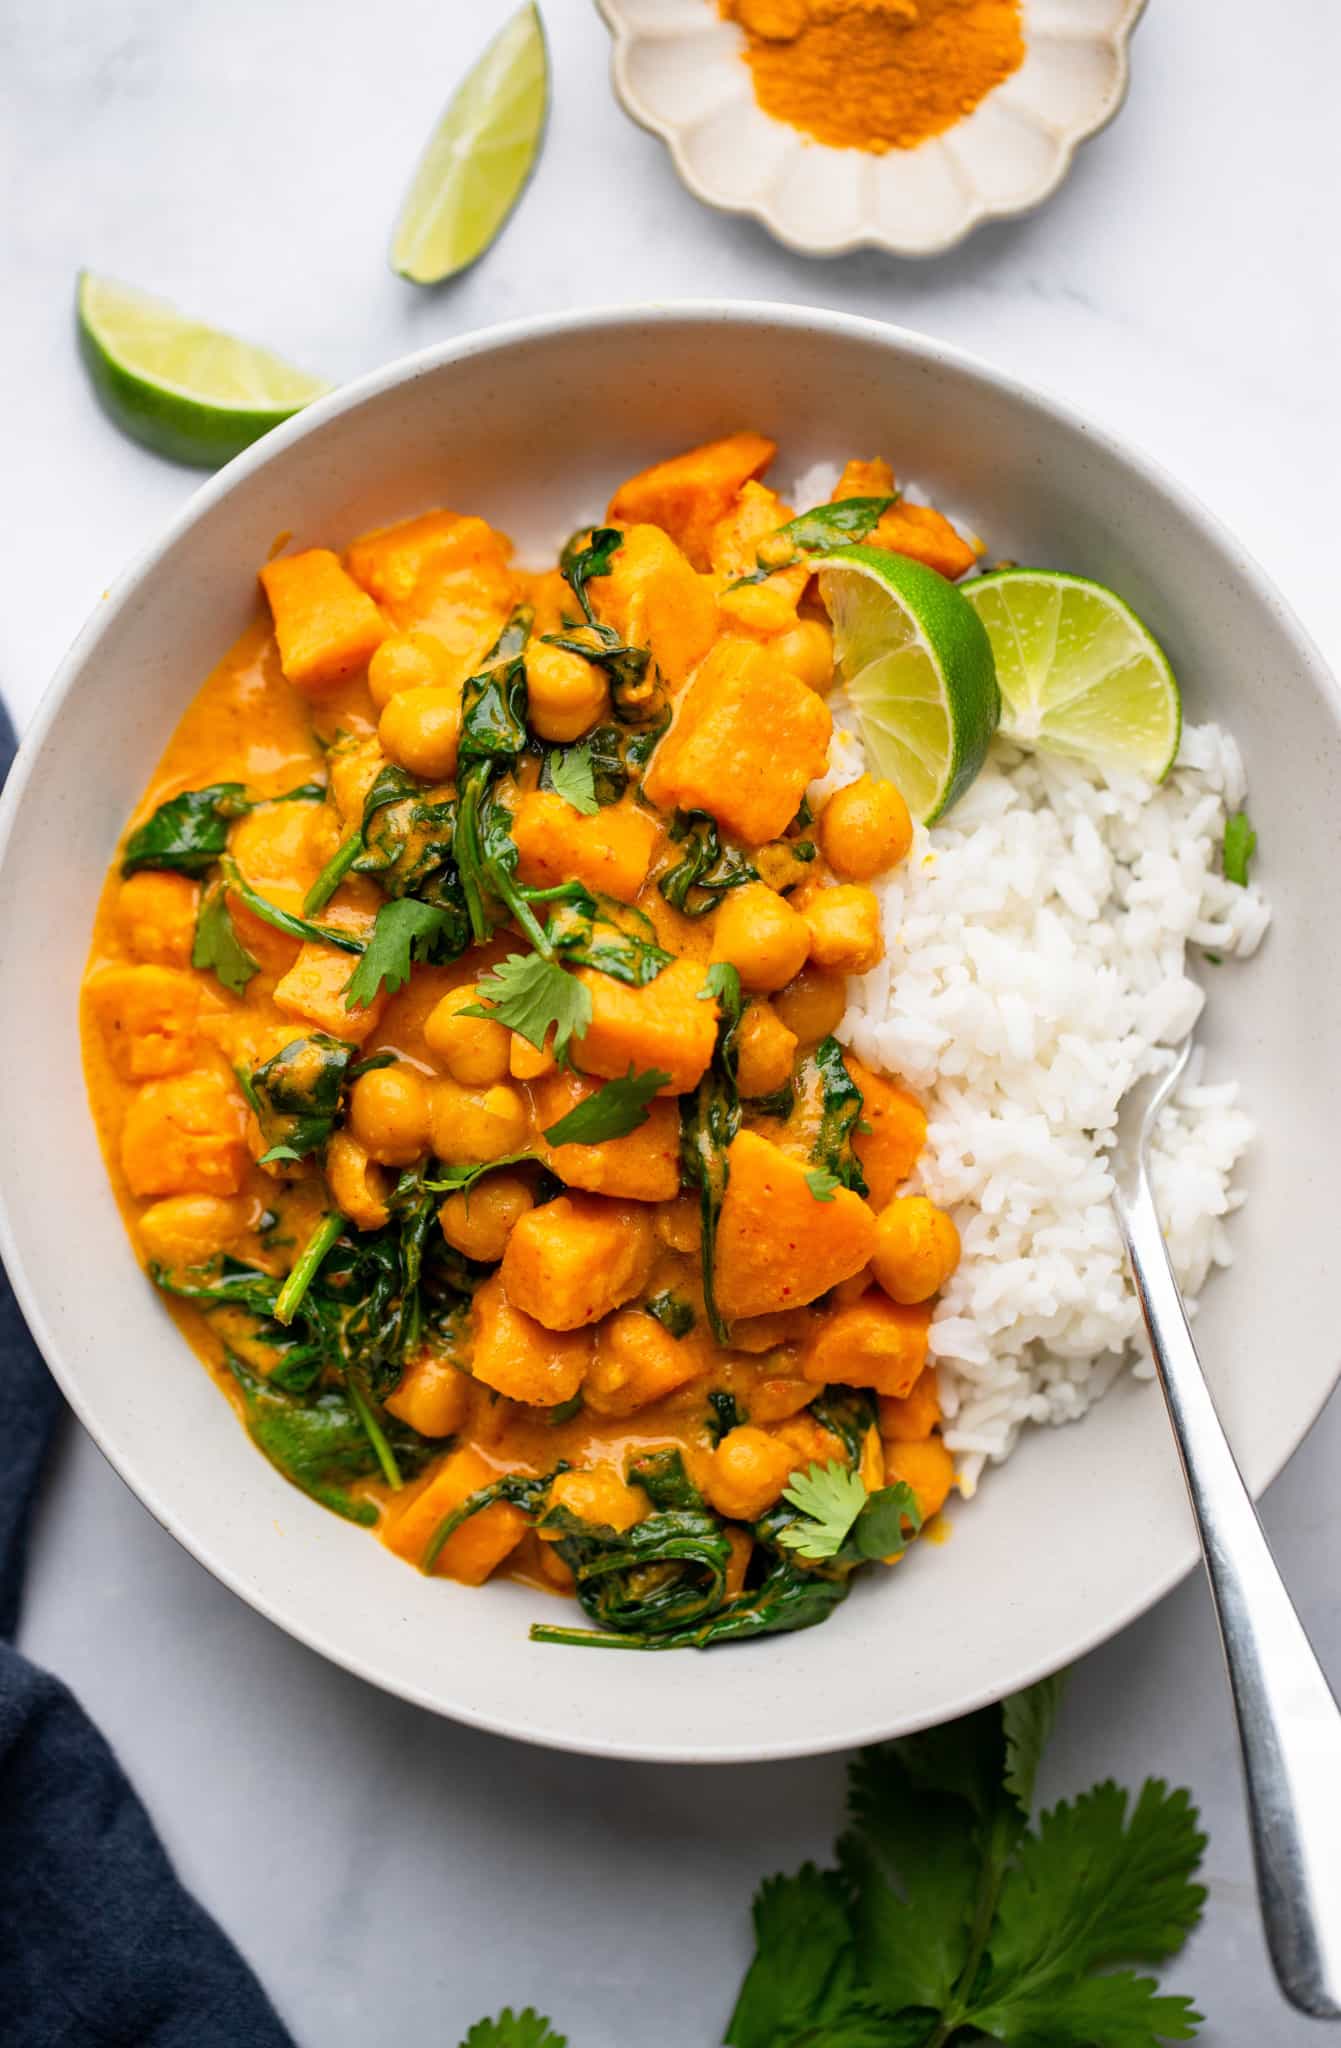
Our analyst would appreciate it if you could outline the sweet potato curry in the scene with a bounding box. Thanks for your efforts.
[81,433,975,1651]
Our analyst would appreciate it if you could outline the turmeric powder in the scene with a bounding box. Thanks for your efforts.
[720,0,1025,155]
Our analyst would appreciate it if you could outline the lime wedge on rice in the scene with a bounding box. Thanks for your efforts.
[963,568,1181,780]
[818,545,1000,823]
[390,2,549,284]
[76,272,329,470]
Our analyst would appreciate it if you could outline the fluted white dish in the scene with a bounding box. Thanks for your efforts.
[597,0,1146,256]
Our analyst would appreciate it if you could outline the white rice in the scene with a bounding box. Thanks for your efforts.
[812,715,1269,1497]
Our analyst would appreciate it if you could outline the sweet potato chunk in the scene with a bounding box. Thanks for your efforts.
[848,1059,926,1208]
[588,525,719,688]
[273,942,385,1044]
[116,871,199,967]
[802,1292,932,1398]
[512,789,658,904]
[87,965,204,1080]
[642,639,831,846]
[714,1129,875,1320]
[259,549,388,695]
[873,502,978,581]
[710,480,809,635]
[382,1444,528,1584]
[120,1070,248,1198]
[586,1310,703,1416]
[608,432,777,570]
[884,1435,955,1520]
[470,1271,591,1401]
[500,1194,654,1331]
[833,457,897,501]
[345,510,516,678]
[573,955,718,1097]
[532,1068,681,1202]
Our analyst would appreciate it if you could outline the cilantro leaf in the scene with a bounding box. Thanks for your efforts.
[547,744,599,816]
[191,880,259,996]
[806,1167,841,1203]
[843,1744,983,2016]
[700,960,742,1007]
[963,1779,1207,2042]
[980,1969,1203,2046]
[725,1866,893,2048]
[778,1460,866,1559]
[459,2010,567,2048]
[1001,1672,1065,1818]
[343,898,452,1010]
[469,952,592,1063]
[849,1481,921,1561]
[1222,809,1257,886]
[542,1065,670,1146]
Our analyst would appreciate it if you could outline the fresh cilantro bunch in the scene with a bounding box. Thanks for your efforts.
[453,1680,1207,2048]
[727,1677,1207,2048]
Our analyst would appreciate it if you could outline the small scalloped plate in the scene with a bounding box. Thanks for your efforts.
[596,0,1146,257]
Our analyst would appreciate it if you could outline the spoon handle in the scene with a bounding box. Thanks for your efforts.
[1118,1170,1341,2018]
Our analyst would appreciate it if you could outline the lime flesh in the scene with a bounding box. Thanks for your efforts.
[964,568,1181,780]
[76,272,328,470]
[819,546,1000,823]
[391,2,549,284]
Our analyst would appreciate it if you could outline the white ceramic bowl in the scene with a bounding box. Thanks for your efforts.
[3,305,1337,1764]
[597,0,1147,257]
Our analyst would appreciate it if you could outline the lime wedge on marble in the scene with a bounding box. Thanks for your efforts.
[818,546,1000,823]
[390,2,549,284]
[964,568,1181,780]
[76,272,329,470]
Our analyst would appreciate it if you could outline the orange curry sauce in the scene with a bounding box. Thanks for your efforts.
[80,434,971,1639]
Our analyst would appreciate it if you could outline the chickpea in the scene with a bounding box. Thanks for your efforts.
[347,1065,432,1167]
[800,883,884,975]
[871,1197,960,1305]
[546,1464,645,1534]
[116,871,199,967]
[818,774,913,881]
[772,617,835,694]
[424,984,511,1085]
[428,1078,528,1164]
[385,1352,469,1437]
[525,639,610,742]
[711,882,811,993]
[771,964,847,1044]
[325,1131,391,1230]
[137,1193,247,1268]
[438,1171,535,1262]
[879,1369,941,1443]
[736,1001,798,1098]
[703,1426,798,1522]
[378,686,460,781]
[367,630,452,710]
[509,1031,556,1081]
[587,1309,700,1416]
[884,1435,956,1521]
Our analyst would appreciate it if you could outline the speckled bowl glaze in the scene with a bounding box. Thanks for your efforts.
[596,0,1147,256]
[2,305,1336,1764]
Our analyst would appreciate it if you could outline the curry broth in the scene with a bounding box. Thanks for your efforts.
[80,433,965,1646]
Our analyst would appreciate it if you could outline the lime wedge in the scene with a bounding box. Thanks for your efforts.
[76,272,329,470]
[963,569,1181,780]
[818,546,1000,823]
[390,2,549,285]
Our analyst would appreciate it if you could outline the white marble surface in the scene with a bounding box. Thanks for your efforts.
[5,0,1341,2040]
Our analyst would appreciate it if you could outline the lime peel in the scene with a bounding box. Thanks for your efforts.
[818,545,1000,824]
[390,2,549,285]
[77,272,329,470]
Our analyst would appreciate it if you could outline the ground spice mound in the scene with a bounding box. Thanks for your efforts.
[721,0,1026,155]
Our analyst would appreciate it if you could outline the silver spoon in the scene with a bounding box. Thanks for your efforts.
[1113,1042,1341,2018]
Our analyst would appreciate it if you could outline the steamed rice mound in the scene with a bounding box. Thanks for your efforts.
[817,717,1269,1495]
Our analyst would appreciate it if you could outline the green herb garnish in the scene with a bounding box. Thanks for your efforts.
[468,951,593,1063]
[344,898,456,1010]
[1223,810,1257,886]
[542,1066,670,1146]
[546,743,599,816]
[191,879,259,996]
[729,494,896,589]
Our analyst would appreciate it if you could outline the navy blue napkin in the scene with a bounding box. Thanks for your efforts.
[0,704,293,2047]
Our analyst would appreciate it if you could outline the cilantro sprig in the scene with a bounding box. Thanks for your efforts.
[542,1065,670,1146]
[778,1460,922,1563]
[468,952,593,1064]
[547,743,599,817]
[459,2011,567,2048]
[726,1678,1207,2048]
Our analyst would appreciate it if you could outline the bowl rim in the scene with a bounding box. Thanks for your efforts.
[593,0,1151,259]
[5,299,1337,1763]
